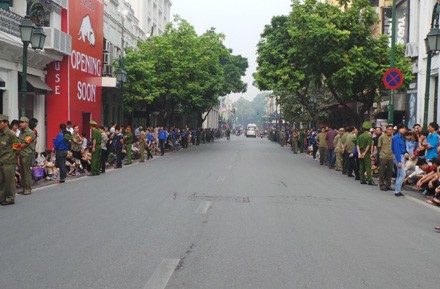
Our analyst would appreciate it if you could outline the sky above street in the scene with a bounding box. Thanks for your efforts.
[172,0,293,101]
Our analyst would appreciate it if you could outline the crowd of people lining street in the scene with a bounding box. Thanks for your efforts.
[0,113,223,206]
[284,121,440,231]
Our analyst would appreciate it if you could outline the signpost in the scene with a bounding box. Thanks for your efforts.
[383,68,404,90]
[383,68,404,125]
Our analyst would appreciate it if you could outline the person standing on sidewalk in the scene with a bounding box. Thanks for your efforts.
[378,125,394,191]
[114,126,124,168]
[316,127,328,165]
[100,126,109,173]
[292,129,299,154]
[357,121,375,186]
[124,126,134,165]
[139,127,146,162]
[89,121,101,176]
[345,126,359,179]
[53,123,71,183]
[392,124,407,197]
[18,117,36,195]
[158,127,168,156]
[334,128,345,171]
[425,122,439,162]
[326,126,337,169]
[0,114,20,205]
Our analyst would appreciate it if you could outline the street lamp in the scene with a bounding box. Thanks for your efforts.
[116,55,127,124]
[423,2,440,129]
[116,68,127,84]
[19,16,46,117]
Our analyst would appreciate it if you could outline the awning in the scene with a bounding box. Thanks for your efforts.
[26,75,53,92]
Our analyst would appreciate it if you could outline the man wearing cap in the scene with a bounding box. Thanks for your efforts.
[334,128,345,171]
[357,121,375,185]
[89,120,102,176]
[0,115,20,205]
[18,116,36,195]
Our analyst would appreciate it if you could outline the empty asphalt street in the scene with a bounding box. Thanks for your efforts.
[1,136,439,289]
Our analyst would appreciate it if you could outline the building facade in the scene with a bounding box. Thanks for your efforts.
[0,0,71,153]
[0,0,172,152]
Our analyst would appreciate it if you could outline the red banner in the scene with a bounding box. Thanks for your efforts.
[46,0,104,148]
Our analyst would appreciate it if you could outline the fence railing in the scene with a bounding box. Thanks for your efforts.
[0,8,22,38]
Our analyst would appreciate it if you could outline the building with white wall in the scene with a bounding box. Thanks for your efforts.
[102,0,172,126]
[127,0,172,36]
[0,0,71,152]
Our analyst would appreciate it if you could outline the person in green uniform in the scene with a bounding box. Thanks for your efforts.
[316,127,328,165]
[18,116,36,195]
[334,128,345,171]
[357,121,375,185]
[345,126,359,179]
[139,127,146,162]
[299,128,306,153]
[89,120,102,176]
[0,115,20,205]
[378,125,394,191]
[341,128,349,174]
[292,129,299,154]
[124,126,133,165]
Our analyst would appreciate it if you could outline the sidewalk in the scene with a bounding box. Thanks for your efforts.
[281,145,432,203]
[28,154,158,190]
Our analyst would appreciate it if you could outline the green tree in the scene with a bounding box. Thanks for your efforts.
[123,17,248,126]
[254,0,413,126]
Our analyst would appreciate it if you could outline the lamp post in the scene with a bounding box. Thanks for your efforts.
[19,15,46,117]
[116,55,127,124]
[423,2,440,129]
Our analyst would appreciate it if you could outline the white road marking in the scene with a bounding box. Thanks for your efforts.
[405,195,440,213]
[143,258,180,289]
[195,201,213,214]
[217,176,226,183]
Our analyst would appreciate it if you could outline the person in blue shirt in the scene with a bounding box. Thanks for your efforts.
[425,122,439,161]
[392,124,407,197]
[172,128,180,151]
[158,127,168,156]
[311,129,318,159]
[146,129,154,159]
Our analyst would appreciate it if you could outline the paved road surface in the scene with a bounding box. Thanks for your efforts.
[1,136,439,289]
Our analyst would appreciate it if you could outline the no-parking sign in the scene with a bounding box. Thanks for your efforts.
[383,68,404,90]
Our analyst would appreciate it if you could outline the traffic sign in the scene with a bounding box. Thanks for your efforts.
[383,68,404,90]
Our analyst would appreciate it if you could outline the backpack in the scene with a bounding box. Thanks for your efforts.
[53,132,68,150]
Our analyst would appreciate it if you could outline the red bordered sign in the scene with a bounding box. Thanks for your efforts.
[383,68,404,90]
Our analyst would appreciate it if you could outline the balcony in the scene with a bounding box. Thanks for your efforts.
[51,0,69,9]
[0,8,21,38]
[43,27,72,56]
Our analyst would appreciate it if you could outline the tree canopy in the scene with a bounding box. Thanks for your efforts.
[254,0,413,127]
[123,17,248,126]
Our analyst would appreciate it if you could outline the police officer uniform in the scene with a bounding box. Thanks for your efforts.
[18,116,36,195]
[357,121,375,185]
[0,114,19,205]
